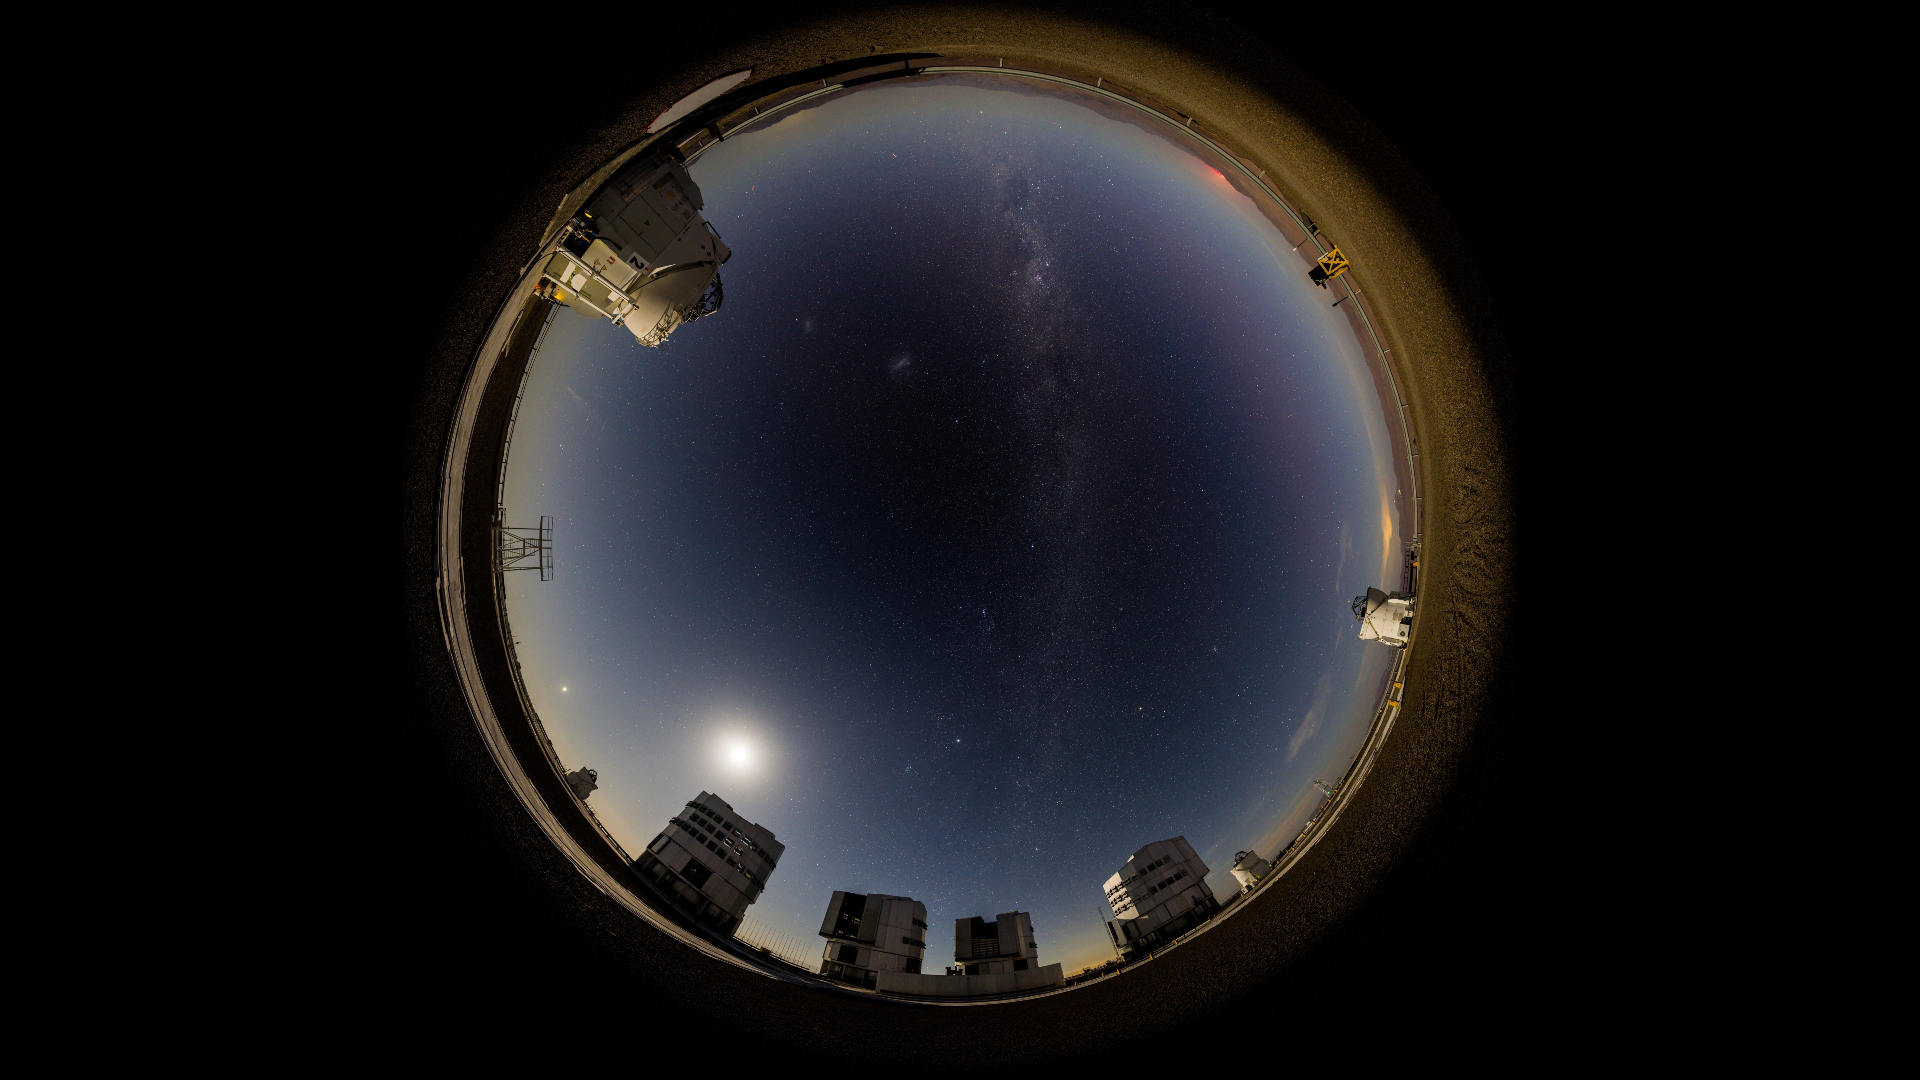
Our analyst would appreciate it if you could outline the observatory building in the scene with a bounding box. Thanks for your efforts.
[816,892,929,989]
[564,767,598,801]
[1104,837,1220,959]
[864,910,1063,998]
[951,911,1041,976]
[633,791,782,935]
[1230,849,1270,893]
[1353,586,1415,648]
[537,149,730,347]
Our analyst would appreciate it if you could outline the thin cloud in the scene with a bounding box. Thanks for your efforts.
[1287,670,1333,762]
[1381,489,1395,585]
[1335,521,1352,596]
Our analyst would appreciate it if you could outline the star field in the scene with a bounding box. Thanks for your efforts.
[503,75,1404,974]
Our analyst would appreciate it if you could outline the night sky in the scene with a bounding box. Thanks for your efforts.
[502,75,1406,974]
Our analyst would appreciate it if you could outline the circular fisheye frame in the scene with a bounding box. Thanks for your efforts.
[415,7,1513,1060]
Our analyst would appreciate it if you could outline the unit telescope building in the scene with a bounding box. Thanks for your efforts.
[1353,586,1415,648]
[536,149,731,348]
[853,910,1063,998]
[817,892,929,990]
[1104,837,1220,959]
[1230,849,1270,893]
[634,791,783,935]
[950,911,1041,976]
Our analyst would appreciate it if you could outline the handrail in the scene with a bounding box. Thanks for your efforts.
[883,64,1429,936]
[492,301,637,868]
[495,302,558,517]
[914,65,1422,538]
[472,61,1429,1001]
[683,82,846,164]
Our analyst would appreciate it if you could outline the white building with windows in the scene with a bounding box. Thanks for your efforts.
[1103,837,1219,959]
[632,791,782,936]
[816,892,929,990]
[867,910,1064,998]
[538,149,730,348]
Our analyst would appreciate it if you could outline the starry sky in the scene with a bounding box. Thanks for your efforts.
[501,74,1407,976]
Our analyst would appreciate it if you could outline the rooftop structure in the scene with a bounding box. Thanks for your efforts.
[817,892,928,990]
[1230,849,1269,893]
[1352,586,1414,648]
[1104,837,1219,959]
[632,791,782,935]
[564,767,597,801]
[538,150,730,347]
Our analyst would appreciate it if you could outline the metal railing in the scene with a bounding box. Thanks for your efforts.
[490,60,1431,1000]
[858,63,1433,955]
[681,58,1423,549]
[490,301,638,869]
[910,64,1423,536]
[495,302,558,516]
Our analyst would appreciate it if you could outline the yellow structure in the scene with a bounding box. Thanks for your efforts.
[1309,245,1350,287]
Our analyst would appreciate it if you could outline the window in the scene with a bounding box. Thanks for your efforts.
[905,958,921,974]
[835,893,867,938]
[838,945,859,964]
[1014,959,1029,972]
[681,858,712,887]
